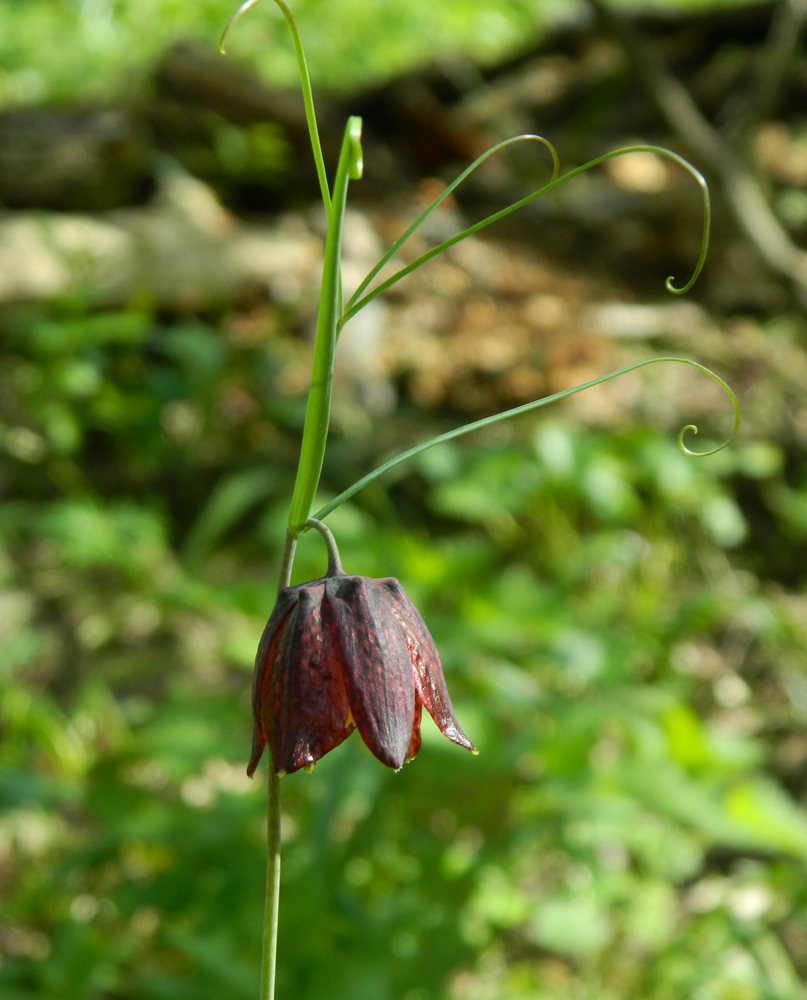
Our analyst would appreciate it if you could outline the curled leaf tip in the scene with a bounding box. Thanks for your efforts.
[220,0,261,53]
[665,272,696,295]
[526,134,560,183]
[678,423,698,453]
[673,362,740,457]
[590,146,710,297]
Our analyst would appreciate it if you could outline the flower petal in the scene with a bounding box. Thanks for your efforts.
[325,575,415,770]
[247,586,299,777]
[268,583,354,775]
[381,579,476,754]
[406,697,423,762]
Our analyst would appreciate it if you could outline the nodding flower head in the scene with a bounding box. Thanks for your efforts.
[248,520,476,776]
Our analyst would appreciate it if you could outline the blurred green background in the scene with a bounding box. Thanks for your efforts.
[2,1,807,999]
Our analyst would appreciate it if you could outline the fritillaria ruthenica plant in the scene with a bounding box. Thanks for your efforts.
[220,3,741,998]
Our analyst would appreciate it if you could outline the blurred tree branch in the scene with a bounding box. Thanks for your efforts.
[725,0,807,140]
[587,0,807,310]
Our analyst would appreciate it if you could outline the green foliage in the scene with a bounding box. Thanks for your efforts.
[2,296,806,999]
[0,0,557,106]
[0,0,758,107]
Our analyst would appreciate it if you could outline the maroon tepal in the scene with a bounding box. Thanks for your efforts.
[247,525,475,776]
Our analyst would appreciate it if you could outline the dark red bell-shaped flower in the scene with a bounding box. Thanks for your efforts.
[248,520,476,776]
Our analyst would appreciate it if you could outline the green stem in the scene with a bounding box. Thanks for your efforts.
[311,357,740,523]
[286,116,363,536]
[260,765,282,1000]
[276,530,298,591]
